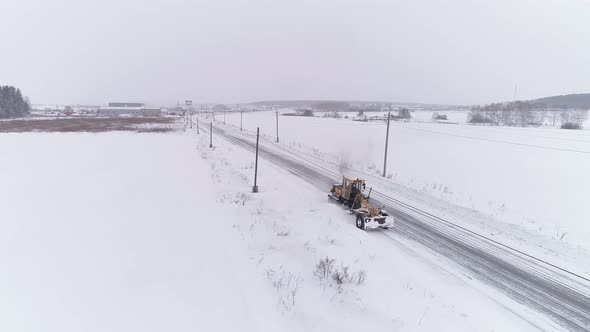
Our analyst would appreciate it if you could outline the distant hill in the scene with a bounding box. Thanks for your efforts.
[247,100,434,110]
[249,100,347,108]
[248,100,392,108]
[530,93,590,109]
[247,100,387,112]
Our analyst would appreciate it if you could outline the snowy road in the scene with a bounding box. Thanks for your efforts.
[204,122,590,331]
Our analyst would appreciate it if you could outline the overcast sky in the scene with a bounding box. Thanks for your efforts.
[1,0,589,106]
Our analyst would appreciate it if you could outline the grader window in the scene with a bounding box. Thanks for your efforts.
[352,182,361,194]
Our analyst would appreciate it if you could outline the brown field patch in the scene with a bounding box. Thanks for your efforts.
[0,117,179,133]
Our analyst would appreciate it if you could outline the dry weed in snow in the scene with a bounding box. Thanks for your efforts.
[266,268,303,312]
[314,257,367,294]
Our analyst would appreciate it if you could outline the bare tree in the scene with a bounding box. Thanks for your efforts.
[551,110,558,126]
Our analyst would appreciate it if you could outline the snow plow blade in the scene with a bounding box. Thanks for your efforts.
[351,208,395,230]
[358,214,394,230]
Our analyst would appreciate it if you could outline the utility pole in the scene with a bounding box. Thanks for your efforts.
[240,111,243,131]
[196,117,199,134]
[275,109,279,143]
[383,110,391,177]
[252,127,260,193]
[185,100,193,128]
[209,122,213,148]
[224,111,226,124]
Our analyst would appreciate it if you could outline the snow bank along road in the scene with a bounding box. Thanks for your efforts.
[202,122,590,331]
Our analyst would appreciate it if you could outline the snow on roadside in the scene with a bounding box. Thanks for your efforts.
[0,132,283,332]
[192,126,541,331]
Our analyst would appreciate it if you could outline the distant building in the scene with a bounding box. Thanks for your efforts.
[98,102,161,117]
[142,108,161,117]
[164,107,186,116]
[108,102,144,108]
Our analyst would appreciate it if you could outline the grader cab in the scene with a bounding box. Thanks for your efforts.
[329,176,394,230]
[330,177,370,208]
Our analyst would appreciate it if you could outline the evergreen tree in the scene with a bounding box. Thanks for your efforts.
[0,85,30,119]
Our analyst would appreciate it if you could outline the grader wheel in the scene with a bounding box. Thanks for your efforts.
[356,215,365,230]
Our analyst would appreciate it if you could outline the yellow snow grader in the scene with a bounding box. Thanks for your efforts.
[329,176,394,230]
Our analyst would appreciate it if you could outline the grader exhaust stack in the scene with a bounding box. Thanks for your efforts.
[329,176,394,230]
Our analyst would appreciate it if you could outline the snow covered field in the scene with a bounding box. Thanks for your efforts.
[218,111,590,250]
[0,133,282,332]
[0,129,544,331]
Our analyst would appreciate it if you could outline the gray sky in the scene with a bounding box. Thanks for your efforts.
[1,0,589,106]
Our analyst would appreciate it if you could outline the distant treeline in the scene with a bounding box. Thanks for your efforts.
[313,102,398,113]
[251,100,400,113]
[468,101,588,129]
[0,85,30,118]
[531,93,590,110]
